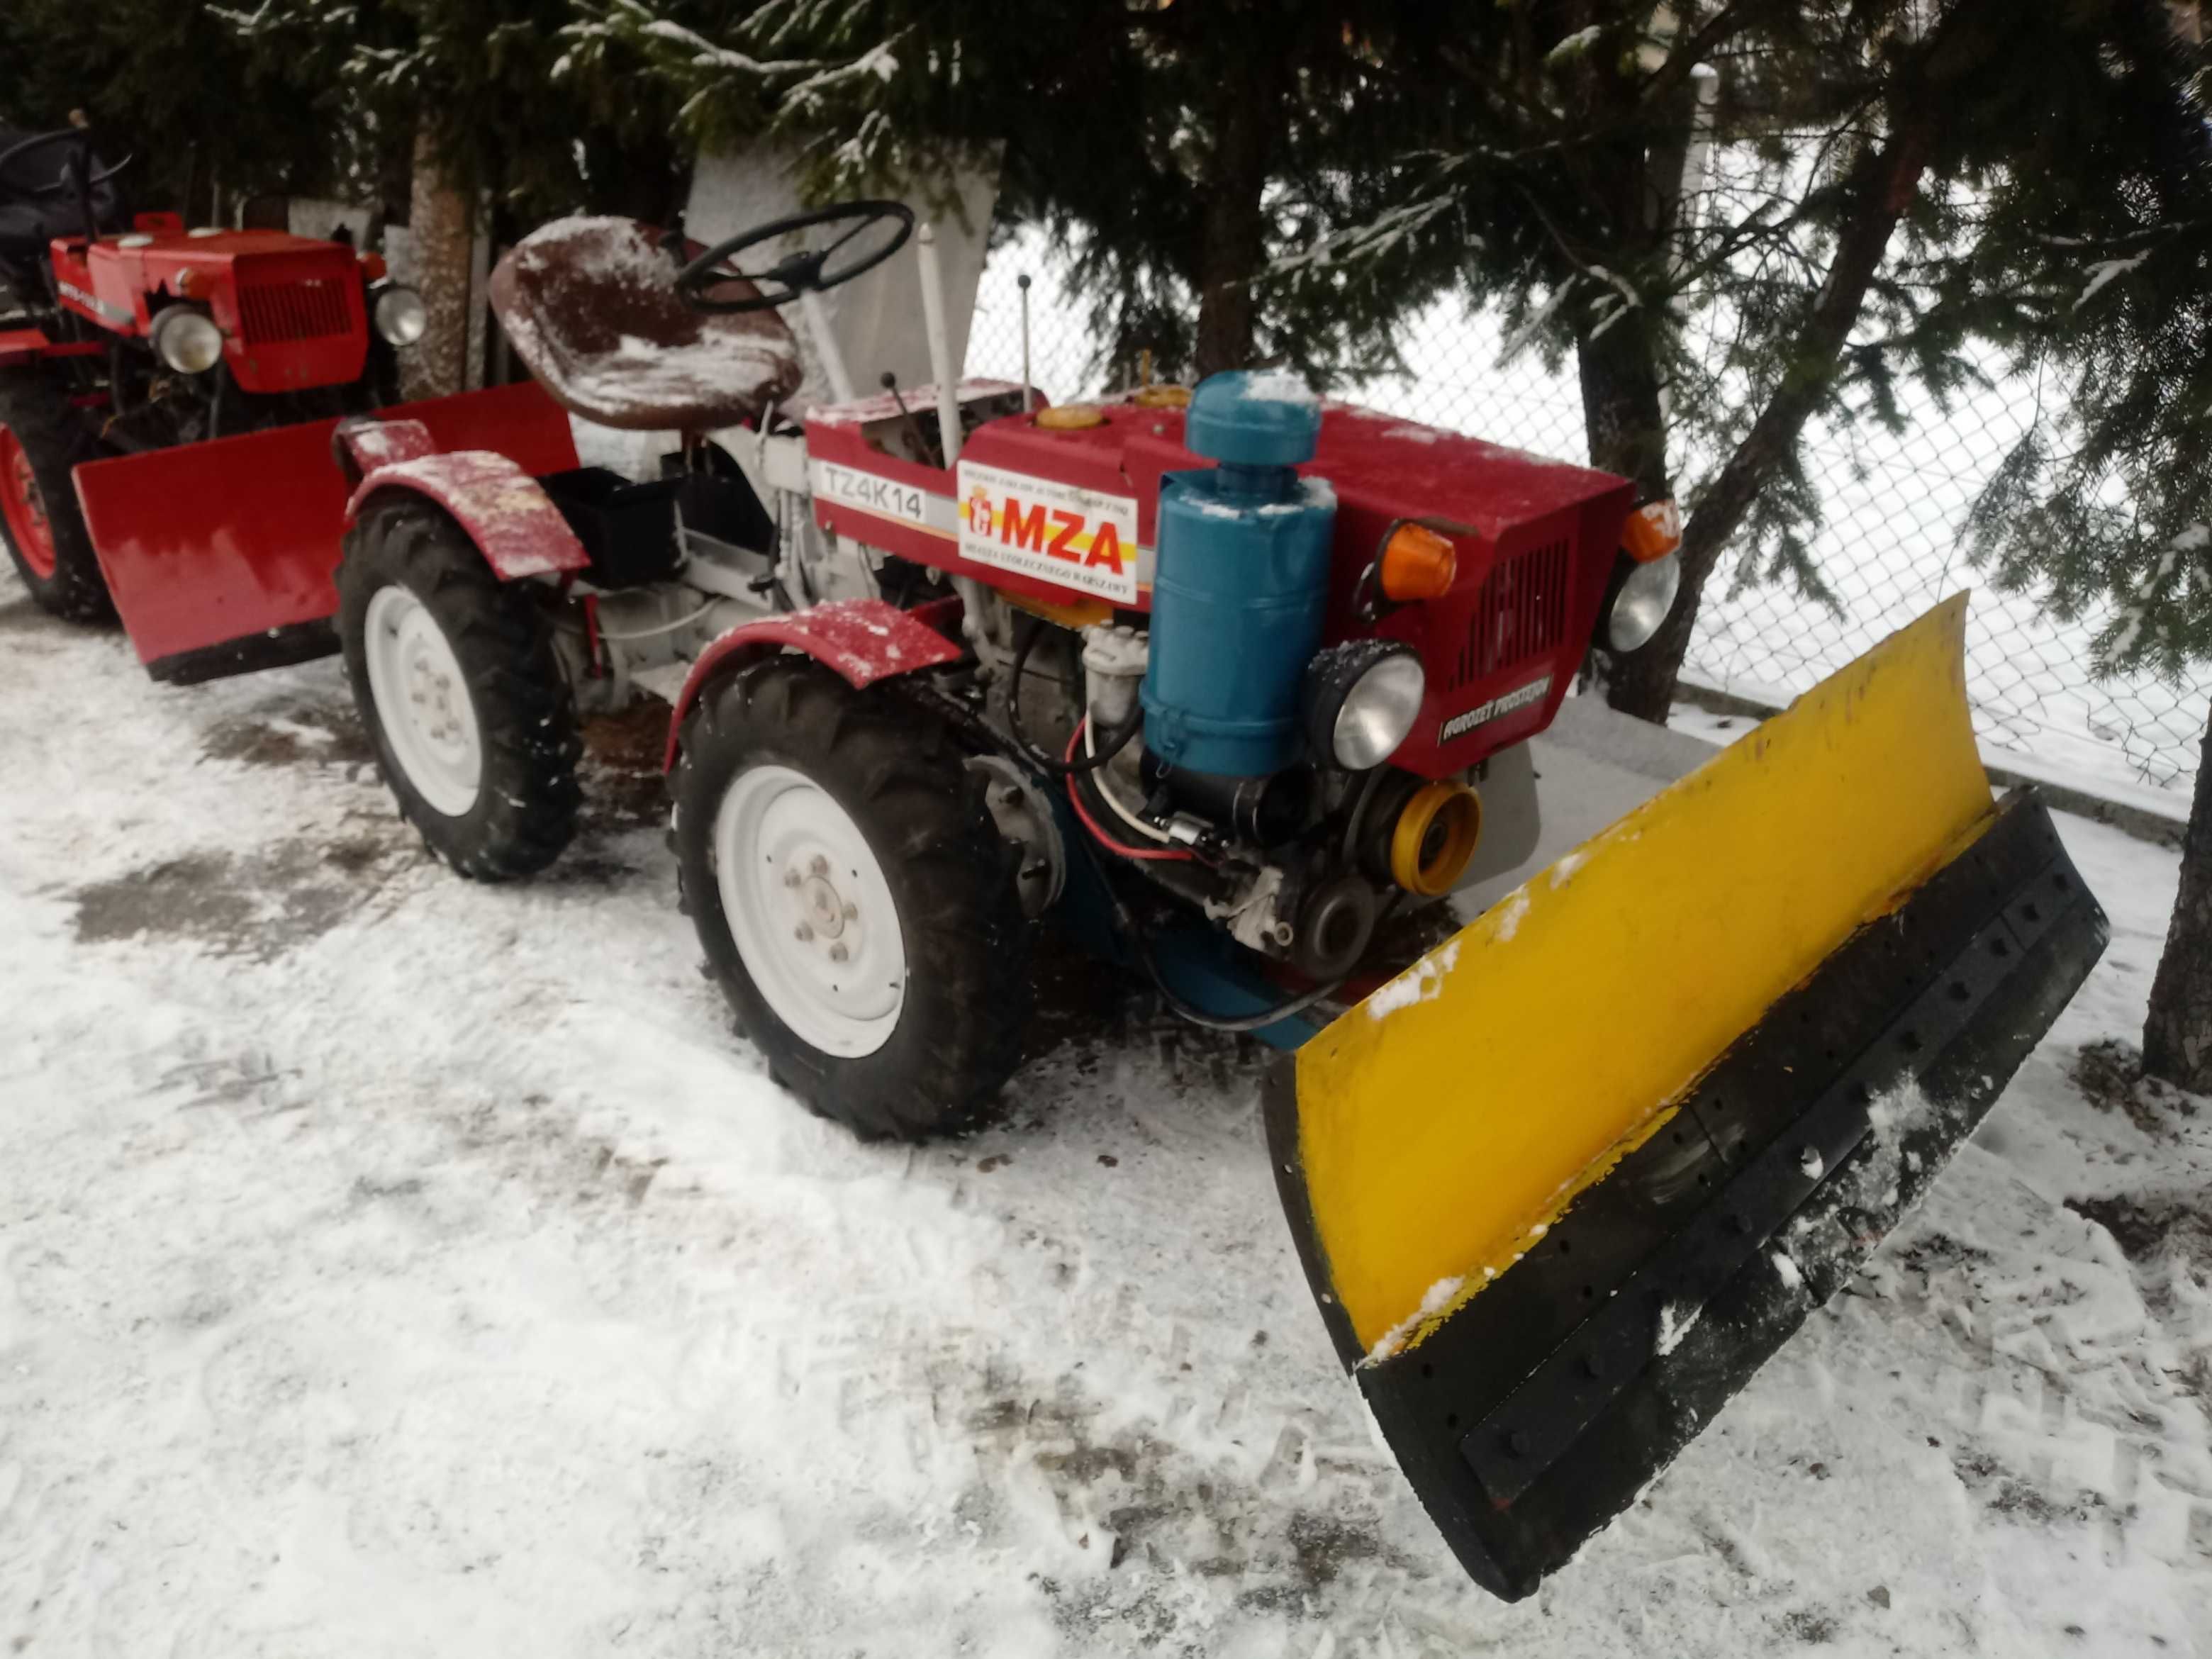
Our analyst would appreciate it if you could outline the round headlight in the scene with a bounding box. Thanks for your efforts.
[150,306,223,375]
[1607,550,1681,653]
[1305,640,1426,771]
[374,284,428,347]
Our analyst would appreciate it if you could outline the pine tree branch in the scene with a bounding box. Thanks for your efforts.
[1607,0,2004,720]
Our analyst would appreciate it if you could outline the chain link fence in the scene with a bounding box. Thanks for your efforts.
[963,228,2208,803]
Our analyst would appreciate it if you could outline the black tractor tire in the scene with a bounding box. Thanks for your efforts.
[337,496,581,880]
[0,374,111,622]
[674,658,1032,1139]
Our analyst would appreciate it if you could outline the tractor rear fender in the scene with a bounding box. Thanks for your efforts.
[344,449,589,583]
[0,328,106,369]
[663,598,963,770]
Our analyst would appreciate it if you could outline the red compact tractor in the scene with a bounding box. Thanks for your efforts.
[0,124,423,625]
[318,205,1693,1128]
[16,196,2106,1601]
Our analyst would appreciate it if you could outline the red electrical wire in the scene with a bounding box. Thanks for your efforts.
[580,592,605,676]
[1062,720,1196,863]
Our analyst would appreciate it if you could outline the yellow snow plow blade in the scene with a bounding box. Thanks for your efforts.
[1266,596,2108,1599]
[1307,597,1989,1353]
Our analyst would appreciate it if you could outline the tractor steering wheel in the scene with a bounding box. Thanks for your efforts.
[675,201,915,315]
[0,128,130,200]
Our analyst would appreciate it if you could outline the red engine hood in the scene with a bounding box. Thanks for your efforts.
[51,226,373,393]
[808,396,1636,778]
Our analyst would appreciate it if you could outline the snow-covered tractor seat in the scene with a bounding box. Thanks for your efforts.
[489,216,803,432]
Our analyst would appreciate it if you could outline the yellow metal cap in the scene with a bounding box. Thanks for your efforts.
[1037,403,1108,430]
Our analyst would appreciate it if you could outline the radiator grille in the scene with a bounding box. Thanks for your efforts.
[236,278,352,345]
[1456,537,1570,686]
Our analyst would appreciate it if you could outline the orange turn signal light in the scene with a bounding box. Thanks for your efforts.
[1623,498,1682,563]
[1379,523,1458,601]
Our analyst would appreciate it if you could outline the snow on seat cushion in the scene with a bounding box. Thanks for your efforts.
[490,216,803,432]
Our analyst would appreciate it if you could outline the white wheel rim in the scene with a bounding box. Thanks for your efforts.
[713,763,907,1058]
[362,583,483,818]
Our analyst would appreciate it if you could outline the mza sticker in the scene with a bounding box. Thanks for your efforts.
[1440,674,1551,743]
[56,281,130,325]
[956,460,1139,605]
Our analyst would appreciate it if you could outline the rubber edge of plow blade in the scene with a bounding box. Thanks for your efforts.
[1266,599,2110,1599]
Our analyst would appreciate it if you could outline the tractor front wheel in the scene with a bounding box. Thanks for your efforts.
[0,381,111,622]
[674,659,1032,1139]
[337,497,581,879]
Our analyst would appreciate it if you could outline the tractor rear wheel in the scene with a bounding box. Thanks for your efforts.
[0,379,111,622]
[674,658,1032,1139]
[337,497,581,879]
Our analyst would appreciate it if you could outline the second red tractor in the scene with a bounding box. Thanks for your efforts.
[0,123,423,624]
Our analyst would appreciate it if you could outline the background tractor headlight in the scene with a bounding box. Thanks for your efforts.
[1607,550,1681,652]
[1305,639,1426,770]
[149,306,223,375]
[373,284,428,347]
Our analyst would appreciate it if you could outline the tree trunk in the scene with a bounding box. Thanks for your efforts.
[1577,299,1672,503]
[1569,34,1673,505]
[2143,709,2212,1091]
[1192,52,1286,377]
[399,126,475,403]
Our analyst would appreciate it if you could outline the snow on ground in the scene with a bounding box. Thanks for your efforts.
[3,564,2210,1655]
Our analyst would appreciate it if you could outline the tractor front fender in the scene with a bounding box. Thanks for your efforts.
[333,416,438,486]
[664,598,964,769]
[345,449,588,583]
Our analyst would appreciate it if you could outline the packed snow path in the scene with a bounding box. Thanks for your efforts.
[1,563,2207,1656]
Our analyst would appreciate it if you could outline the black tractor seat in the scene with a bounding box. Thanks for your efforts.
[0,125,122,283]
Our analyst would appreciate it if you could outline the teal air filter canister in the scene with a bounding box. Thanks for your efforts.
[1139,371,1336,779]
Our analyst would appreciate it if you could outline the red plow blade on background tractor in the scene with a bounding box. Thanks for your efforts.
[1267,598,2108,1598]
[68,380,576,684]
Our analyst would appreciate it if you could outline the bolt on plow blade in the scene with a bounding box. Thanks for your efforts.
[1266,596,2108,1601]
